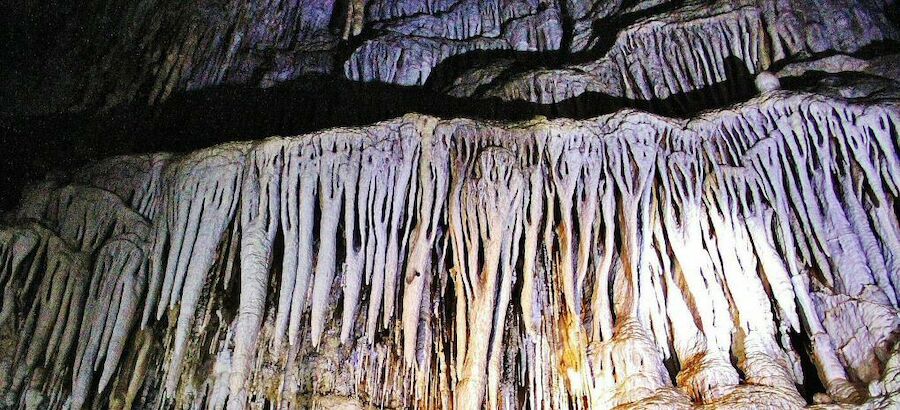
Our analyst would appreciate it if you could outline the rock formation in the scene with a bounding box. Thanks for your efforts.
[2,0,899,409]
[6,0,896,115]
[2,90,900,408]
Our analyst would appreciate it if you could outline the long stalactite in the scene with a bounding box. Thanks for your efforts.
[1,91,899,409]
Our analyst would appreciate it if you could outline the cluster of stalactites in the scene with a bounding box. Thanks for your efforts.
[0,93,898,409]
[478,0,898,106]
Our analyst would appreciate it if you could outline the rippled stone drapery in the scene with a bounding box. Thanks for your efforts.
[7,0,896,116]
[1,91,898,409]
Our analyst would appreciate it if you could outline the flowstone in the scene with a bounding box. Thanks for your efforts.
[1,91,898,409]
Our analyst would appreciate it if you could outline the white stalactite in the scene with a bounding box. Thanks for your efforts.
[0,96,898,409]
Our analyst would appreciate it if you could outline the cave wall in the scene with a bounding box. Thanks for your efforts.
[1,91,899,408]
[4,0,897,116]
[2,0,900,409]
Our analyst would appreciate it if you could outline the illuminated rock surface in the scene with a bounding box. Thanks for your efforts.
[2,0,899,409]
[2,91,899,408]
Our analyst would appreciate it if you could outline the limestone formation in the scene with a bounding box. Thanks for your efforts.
[8,0,896,116]
[3,0,900,409]
[2,90,899,408]
[448,0,897,104]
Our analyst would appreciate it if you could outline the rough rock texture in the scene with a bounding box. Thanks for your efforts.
[5,0,568,115]
[345,0,564,86]
[3,0,900,408]
[449,0,898,105]
[778,54,900,83]
[6,0,896,116]
[1,90,899,408]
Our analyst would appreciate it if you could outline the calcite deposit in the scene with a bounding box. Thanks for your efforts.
[6,0,897,115]
[3,0,900,409]
[2,90,899,409]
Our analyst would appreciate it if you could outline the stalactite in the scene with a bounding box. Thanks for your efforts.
[450,145,525,410]
[401,117,446,366]
[229,142,281,409]
[656,135,739,402]
[0,94,898,408]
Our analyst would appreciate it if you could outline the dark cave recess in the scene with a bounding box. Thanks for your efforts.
[4,44,898,213]
[3,0,897,212]
[1,57,764,212]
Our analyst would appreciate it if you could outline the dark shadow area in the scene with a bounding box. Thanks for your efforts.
[767,40,900,72]
[787,328,828,403]
[425,50,593,110]
[426,50,759,111]
[423,0,689,92]
[580,0,688,63]
[634,55,758,115]
[779,70,875,90]
[424,48,569,94]
[1,57,768,211]
[0,75,604,211]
